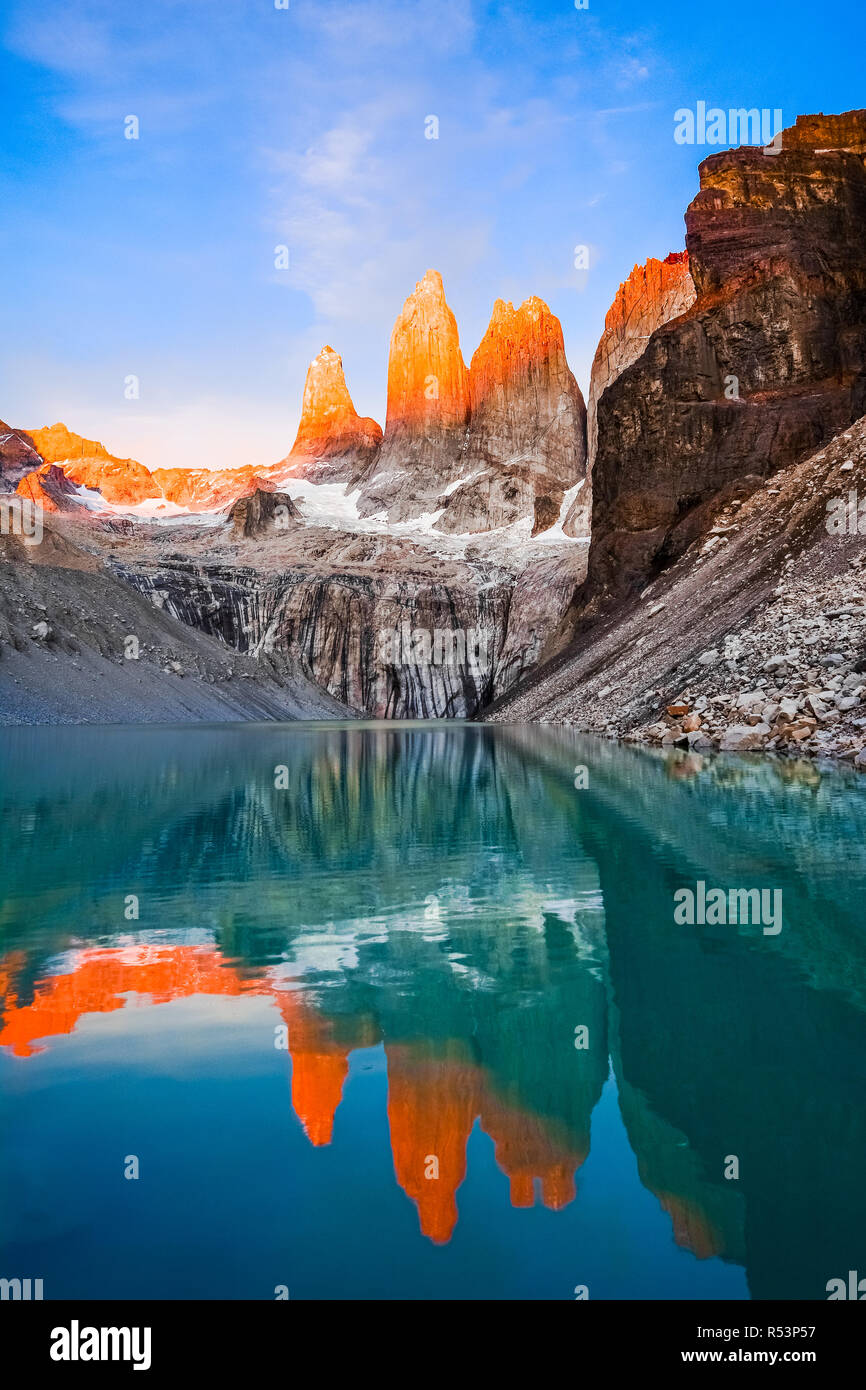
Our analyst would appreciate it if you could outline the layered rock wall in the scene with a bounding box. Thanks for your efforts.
[116,547,515,719]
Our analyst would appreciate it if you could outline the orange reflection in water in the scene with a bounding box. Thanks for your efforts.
[0,944,712,1254]
[0,944,249,1057]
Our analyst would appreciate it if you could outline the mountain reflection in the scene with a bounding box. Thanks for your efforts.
[0,942,601,1245]
[2,722,866,1297]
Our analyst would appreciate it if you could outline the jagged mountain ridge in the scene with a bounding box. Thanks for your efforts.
[10,271,587,537]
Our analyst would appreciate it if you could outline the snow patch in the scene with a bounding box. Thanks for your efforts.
[531,479,588,545]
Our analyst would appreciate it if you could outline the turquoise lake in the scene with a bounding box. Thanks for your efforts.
[1,722,865,1300]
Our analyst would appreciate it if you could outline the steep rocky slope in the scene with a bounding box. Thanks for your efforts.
[585,109,866,609]
[0,521,350,725]
[487,413,866,766]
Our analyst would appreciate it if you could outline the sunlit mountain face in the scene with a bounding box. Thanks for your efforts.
[2,724,865,1299]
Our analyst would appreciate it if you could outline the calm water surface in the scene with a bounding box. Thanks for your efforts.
[1,722,865,1300]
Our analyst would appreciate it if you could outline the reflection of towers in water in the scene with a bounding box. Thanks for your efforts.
[6,727,866,1291]
[0,926,761,1268]
[594,773,866,1295]
[614,1069,745,1263]
[2,914,792,1269]
[276,991,373,1148]
[384,1036,600,1244]
[386,1046,480,1244]
[0,939,609,1244]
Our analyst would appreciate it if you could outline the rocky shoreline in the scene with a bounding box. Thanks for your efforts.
[635,577,866,767]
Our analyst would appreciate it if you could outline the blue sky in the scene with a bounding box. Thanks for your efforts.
[1,0,863,470]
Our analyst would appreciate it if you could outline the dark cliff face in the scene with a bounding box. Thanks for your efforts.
[585,108,866,608]
[561,253,695,542]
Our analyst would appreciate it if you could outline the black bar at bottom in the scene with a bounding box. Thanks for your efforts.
[5,1299,863,1375]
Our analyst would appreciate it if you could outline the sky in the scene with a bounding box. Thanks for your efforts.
[1,0,864,471]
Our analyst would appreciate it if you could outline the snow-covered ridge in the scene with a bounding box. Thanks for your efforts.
[93,471,588,558]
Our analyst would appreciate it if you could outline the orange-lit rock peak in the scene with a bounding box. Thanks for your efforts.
[383,269,470,436]
[28,422,162,507]
[472,295,565,371]
[470,297,565,400]
[288,346,382,467]
[428,292,586,534]
[562,250,695,538]
[29,422,126,468]
[586,251,695,461]
[468,295,586,462]
[600,252,693,343]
